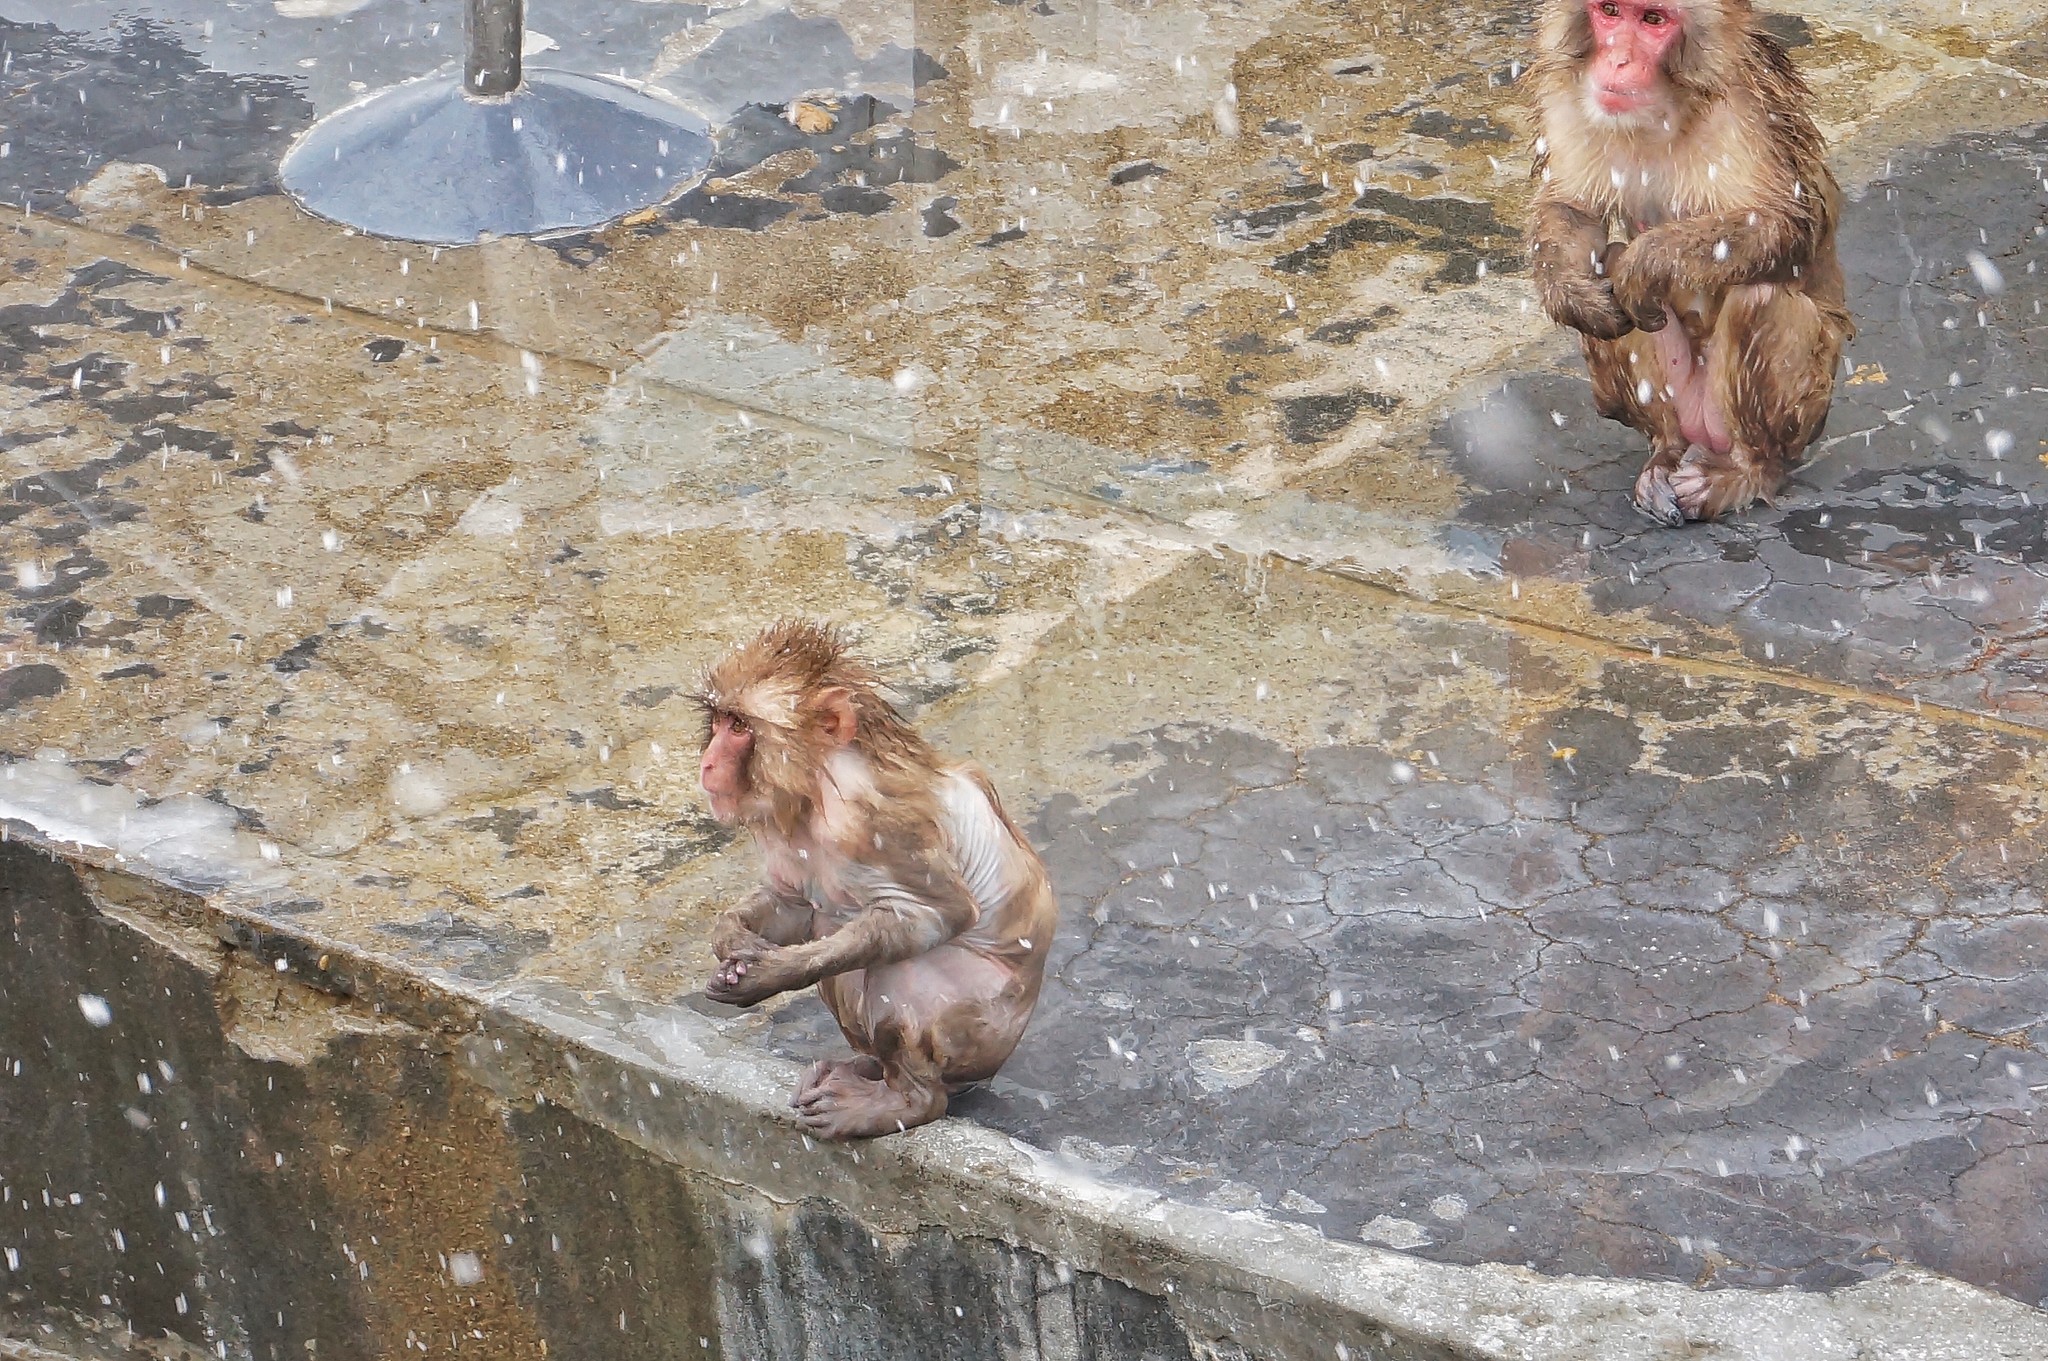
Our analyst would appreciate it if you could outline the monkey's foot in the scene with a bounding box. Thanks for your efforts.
[1669,444,1780,522]
[1631,449,1686,528]
[791,1064,946,1141]
[793,1055,884,1106]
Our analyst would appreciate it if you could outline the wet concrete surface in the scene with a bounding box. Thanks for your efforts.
[3,0,2048,1343]
[758,560,2048,1301]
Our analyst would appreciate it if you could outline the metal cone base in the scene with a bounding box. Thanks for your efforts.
[279,69,712,246]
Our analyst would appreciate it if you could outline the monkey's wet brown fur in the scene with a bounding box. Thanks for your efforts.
[696,621,941,843]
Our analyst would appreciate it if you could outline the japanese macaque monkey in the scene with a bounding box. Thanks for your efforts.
[1525,0,1853,523]
[695,622,1057,1140]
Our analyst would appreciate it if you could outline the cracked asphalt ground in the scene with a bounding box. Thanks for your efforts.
[3,0,2048,1312]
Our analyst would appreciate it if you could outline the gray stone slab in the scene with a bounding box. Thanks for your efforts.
[750,673,2048,1304]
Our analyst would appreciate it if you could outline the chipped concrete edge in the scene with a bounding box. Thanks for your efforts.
[7,820,2045,1361]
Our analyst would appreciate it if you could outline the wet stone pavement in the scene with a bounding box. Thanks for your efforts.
[3,0,2048,1327]
[760,580,2048,1300]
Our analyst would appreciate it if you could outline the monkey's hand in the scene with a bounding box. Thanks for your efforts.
[706,936,800,1007]
[1528,204,1635,340]
[711,916,771,963]
[1608,234,1676,334]
[1544,277,1636,341]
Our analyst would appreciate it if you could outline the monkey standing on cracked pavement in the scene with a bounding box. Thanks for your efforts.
[693,620,1058,1141]
[1524,0,1854,525]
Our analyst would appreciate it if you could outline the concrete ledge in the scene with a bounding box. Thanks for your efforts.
[5,833,2043,1361]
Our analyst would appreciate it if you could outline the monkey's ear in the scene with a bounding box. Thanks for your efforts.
[817,687,860,747]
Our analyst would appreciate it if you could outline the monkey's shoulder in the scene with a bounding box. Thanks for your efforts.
[1746,29,1816,103]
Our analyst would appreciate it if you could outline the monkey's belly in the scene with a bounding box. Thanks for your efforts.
[1651,306,1733,455]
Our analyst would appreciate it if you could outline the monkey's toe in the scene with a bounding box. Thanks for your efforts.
[792,1056,884,1107]
[1632,465,1685,528]
[792,1061,832,1105]
[1669,461,1713,521]
[1670,446,1774,522]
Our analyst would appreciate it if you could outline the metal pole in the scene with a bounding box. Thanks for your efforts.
[466,0,524,98]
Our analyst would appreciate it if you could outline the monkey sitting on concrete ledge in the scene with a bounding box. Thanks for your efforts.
[694,621,1057,1141]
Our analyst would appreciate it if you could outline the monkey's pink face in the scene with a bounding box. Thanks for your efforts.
[699,711,755,823]
[1585,1,1684,119]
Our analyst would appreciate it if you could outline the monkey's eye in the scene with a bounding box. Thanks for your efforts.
[1598,1,1620,15]
[727,714,750,735]
[1641,7,1668,22]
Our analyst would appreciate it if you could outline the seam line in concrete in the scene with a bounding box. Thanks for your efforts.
[29,203,2044,748]
[1028,484,2048,744]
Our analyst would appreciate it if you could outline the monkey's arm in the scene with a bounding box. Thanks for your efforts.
[706,850,979,1006]
[712,885,814,959]
[1610,202,1827,325]
[1528,199,1635,341]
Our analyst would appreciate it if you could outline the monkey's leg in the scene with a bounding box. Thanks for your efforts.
[796,946,1025,1139]
[1673,284,1842,521]
[801,969,880,1108]
[796,966,949,1139]
[1584,328,1690,527]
